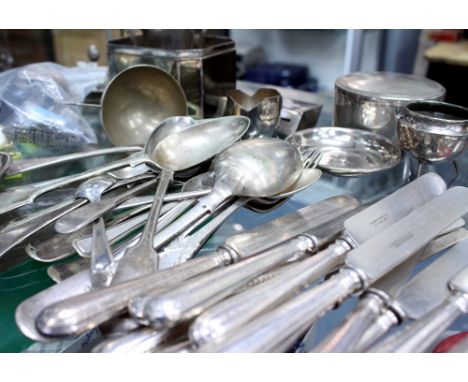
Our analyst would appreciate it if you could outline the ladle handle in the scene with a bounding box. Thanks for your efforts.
[74,201,185,257]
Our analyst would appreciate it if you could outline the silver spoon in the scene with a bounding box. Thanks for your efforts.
[72,170,214,258]
[112,116,250,283]
[0,176,117,259]
[149,138,304,252]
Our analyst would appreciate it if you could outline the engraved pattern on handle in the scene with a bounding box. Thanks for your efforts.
[198,268,362,353]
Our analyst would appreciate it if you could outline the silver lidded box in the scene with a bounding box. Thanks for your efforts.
[334,71,446,143]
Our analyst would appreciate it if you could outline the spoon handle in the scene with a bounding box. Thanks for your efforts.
[152,187,232,250]
[90,217,115,288]
[141,170,173,251]
[6,146,142,176]
[73,202,177,257]
[0,198,87,258]
[54,178,158,234]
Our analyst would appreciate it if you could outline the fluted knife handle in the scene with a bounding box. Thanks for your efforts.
[143,236,315,327]
[357,308,400,351]
[369,293,468,353]
[35,250,232,337]
[199,268,363,353]
[312,293,385,352]
[190,240,349,347]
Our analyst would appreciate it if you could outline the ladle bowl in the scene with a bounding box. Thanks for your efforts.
[101,65,187,147]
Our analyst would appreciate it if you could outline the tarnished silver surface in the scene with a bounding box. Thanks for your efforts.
[287,127,401,176]
[397,101,468,165]
[227,88,282,139]
[101,65,187,146]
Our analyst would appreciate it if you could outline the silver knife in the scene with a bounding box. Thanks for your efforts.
[197,186,468,352]
[141,206,360,327]
[190,225,467,349]
[28,195,358,339]
[140,173,447,330]
[369,239,468,352]
[313,226,468,352]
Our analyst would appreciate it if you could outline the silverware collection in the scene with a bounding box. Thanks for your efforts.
[1,63,468,353]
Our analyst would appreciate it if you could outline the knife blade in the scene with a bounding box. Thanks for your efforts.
[312,226,468,352]
[142,173,448,330]
[29,195,357,338]
[197,186,468,352]
[369,261,468,353]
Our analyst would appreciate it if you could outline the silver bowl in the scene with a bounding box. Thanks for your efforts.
[397,101,468,164]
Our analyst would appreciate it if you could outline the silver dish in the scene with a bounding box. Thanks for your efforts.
[286,127,401,176]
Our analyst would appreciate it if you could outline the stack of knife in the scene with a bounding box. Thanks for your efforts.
[15,173,468,352]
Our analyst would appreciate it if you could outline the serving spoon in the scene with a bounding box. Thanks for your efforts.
[112,116,249,283]
[149,138,304,252]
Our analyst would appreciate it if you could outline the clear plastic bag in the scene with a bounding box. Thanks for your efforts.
[0,62,106,149]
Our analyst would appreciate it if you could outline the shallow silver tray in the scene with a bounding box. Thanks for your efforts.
[287,127,401,176]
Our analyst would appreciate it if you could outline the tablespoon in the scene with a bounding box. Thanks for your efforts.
[148,139,304,253]
[113,115,250,283]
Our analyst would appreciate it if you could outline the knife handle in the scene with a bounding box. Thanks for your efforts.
[198,268,363,353]
[369,293,468,353]
[190,240,349,347]
[357,307,400,351]
[92,327,169,353]
[312,293,385,353]
[36,250,232,337]
[143,236,316,328]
